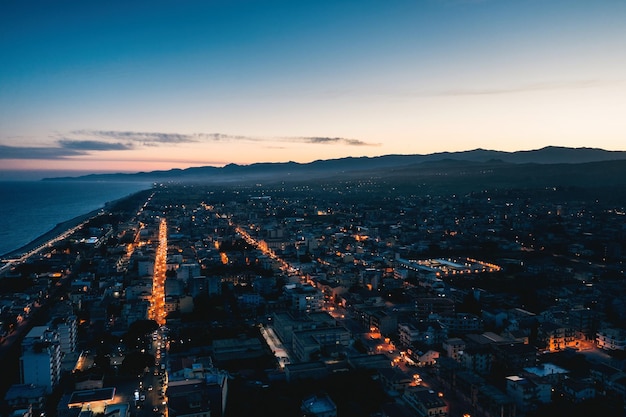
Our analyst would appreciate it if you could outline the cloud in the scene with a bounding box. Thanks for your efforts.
[0,130,378,161]
[295,137,380,146]
[69,130,378,147]
[72,130,198,144]
[58,139,133,151]
[0,144,86,160]
[196,133,259,142]
[70,130,264,144]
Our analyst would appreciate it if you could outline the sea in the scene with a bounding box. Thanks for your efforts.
[0,180,152,257]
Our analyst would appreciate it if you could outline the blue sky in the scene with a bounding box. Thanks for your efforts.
[1,0,625,175]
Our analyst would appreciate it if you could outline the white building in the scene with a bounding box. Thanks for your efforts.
[50,315,77,355]
[597,328,626,351]
[286,284,324,313]
[20,326,61,393]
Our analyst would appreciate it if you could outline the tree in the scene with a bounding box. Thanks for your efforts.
[122,319,158,349]
[120,351,154,376]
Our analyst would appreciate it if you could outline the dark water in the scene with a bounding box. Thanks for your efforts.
[0,180,151,257]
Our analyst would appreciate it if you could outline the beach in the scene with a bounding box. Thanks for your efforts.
[0,181,152,260]
[1,208,102,260]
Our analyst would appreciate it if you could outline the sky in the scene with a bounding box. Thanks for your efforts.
[1,0,625,177]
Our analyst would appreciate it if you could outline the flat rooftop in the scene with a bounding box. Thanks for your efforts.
[68,388,116,405]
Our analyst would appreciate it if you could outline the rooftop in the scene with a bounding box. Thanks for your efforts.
[301,393,337,414]
[68,388,116,405]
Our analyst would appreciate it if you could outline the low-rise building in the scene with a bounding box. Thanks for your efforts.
[443,338,465,361]
[292,326,351,362]
[506,375,551,412]
[398,320,447,348]
[3,384,47,416]
[434,313,483,335]
[561,378,596,403]
[596,327,626,351]
[301,393,337,417]
[286,284,324,313]
[402,387,448,417]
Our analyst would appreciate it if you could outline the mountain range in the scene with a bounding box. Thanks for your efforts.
[46,146,626,193]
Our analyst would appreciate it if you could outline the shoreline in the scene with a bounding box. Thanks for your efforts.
[0,188,152,261]
[0,208,103,260]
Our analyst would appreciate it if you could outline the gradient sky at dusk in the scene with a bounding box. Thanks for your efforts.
[1,0,625,176]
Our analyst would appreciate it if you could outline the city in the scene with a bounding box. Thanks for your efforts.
[2,1,626,416]
[1,177,625,417]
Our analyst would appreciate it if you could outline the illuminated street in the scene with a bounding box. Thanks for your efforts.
[149,218,168,326]
[233,224,293,273]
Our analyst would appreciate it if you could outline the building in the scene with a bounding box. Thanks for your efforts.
[270,311,336,345]
[415,298,455,320]
[3,384,47,416]
[121,300,149,327]
[370,310,398,336]
[596,327,626,351]
[49,315,77,355]
[190,275,222,297]
[284,361,330,383]
[212,336,267,362]
[20,326,61,394]
[177,263,201,283]
[568,307,597,339]
[561,378,596,403]
[65,387,116,411]
[524,363,569,385]
[286,284,324,313]
[460,344,492,376]
[539,321,579,352]
[301,393,337,417]
[165,358,228,417]
[506,375,551,412]
[402,387,448,417]
[347,354,393,371]
[166,379,212,417]
[443,338,465,361]
[492,342,538,372]
[379,367,414,395]
[292,326,351,362]
[205,371,229,417]
[398,320,447,348]
[434,313,483,335]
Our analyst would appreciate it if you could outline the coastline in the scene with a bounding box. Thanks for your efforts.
[0,208,103,260]
[0,188,152,261]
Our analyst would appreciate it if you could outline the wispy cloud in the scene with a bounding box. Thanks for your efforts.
[58,139,133,151]
[69,130,261,144]
[0,130,378,160]
[0,144,86,159]
[295,137,380,146]
[68,130,378,146]
[196,133,260,142]
[71,130,198,144]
